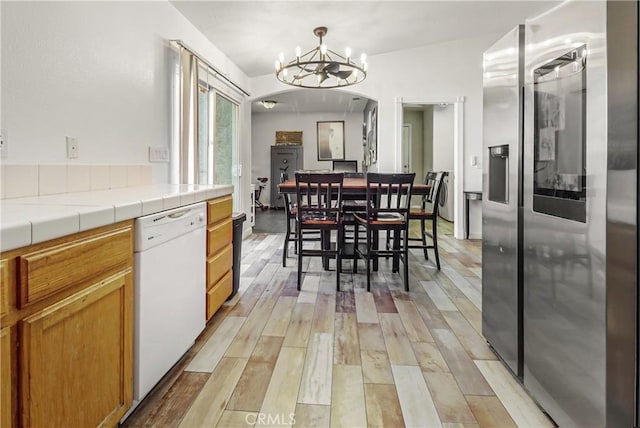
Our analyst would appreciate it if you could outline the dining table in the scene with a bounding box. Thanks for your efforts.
[277,176,433,272]
[277,177,432,197]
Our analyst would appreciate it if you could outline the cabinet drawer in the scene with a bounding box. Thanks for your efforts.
[207,244,232,289]
[207,219,232,256]
[208,196,232,225]
[206,271,232,320]
[18,226,132,308]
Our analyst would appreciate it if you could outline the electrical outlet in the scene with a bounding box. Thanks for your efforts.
[149,146,170,162]
[66,137,79,159]
[0,129,7,158]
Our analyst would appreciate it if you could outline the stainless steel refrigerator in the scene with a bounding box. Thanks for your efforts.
[482,25,524,379]
[482,1,638,426]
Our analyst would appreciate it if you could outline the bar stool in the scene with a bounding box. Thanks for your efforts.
[295,172,345,291]
[353,172,415,291]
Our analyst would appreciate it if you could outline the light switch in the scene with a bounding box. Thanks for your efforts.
[470,155,478,167]
[149,146,170,162]
[66,137,79,159]
[0,129,7,158]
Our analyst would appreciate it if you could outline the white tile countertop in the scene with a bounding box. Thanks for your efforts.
[0,184,233,252]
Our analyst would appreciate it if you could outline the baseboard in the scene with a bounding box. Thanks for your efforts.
[468,232,482,240]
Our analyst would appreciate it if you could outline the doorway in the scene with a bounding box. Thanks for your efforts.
[397,97,464,238]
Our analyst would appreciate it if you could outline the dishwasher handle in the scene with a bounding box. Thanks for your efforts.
[167,209,191,219]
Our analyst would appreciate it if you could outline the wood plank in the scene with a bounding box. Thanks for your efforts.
[186,316,246,372]
[442,266,482,310]
[360,349,394,384]
[364,383,405,428]
[372,288,398,313]
[282,303,314,348]
[379,314,418,365]
[466,396,517,428]
[294,404,330,428]
[442,311,495,360]
[432,329,494,396]
[392,365,442,428]
[260,347,306,427]
[357,322,387,351]
[354,289,379,324]
[226,275,288,357]
[411,342,450,373]
[411,293,450,330]
[297,274,319,304]
[334,313,361,365]
[179,357,248,427]
[423,372,477,424]
[225,336,284,412]
[474,360,553,427]
[262,296,297,337]
[136,371,209,427]
[335,290,356,313]
[453,297,483,336]
[217,411,257,428]
[394,299,434,342]
[331,365,367,428]
[231,263,278,316]
[311,293,335,335]
[422,281,458,311]
[298,333,333,405]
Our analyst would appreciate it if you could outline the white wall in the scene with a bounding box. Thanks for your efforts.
[1,1,251,216]
[423,106,434,172]
[403,110,424,180]
[252,34,504,238]
[432,105,455,171]
[252,112,363,205]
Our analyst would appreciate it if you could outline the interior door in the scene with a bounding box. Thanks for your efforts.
[402,124,412,173]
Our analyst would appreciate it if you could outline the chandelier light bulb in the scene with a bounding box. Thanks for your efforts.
[274,26,367,89]
[360,53,367,64]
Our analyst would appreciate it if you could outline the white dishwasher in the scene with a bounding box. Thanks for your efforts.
[133,202,206,405]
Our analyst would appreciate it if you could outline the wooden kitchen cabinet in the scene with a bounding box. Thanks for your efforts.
[206,196,233,320]
[1,326,14,428]
[0,221,133,428]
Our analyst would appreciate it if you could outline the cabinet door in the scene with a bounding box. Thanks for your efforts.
[1,326,13,428]
[20,271,133,427]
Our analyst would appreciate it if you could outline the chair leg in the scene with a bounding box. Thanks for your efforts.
[373,230,379,272]
[336,228,342,292]
[421,219,428,260]
[297,228,303,290]
[432,218,441,270]
[294,221,298,255]
[283,218,290,267]
[403,229,410,291]
[392,230,400,273]
[366,226,371,292]
[353,224,359,274]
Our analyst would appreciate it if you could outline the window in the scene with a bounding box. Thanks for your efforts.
[173,45,242,210]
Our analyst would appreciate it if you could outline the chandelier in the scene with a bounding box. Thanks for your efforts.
[275,26,368,89]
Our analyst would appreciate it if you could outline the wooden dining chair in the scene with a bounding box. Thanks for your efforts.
[295,172,345,291]
[407,171,447,270]
[353,172,415,292]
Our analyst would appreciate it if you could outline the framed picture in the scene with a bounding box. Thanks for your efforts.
[317,121,345,161]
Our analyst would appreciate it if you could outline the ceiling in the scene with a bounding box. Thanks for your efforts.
[171,1,556,114]
[171,1,557,78]
[251,88,371,113]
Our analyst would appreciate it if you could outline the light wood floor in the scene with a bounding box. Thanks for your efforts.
[123,220,552,428]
